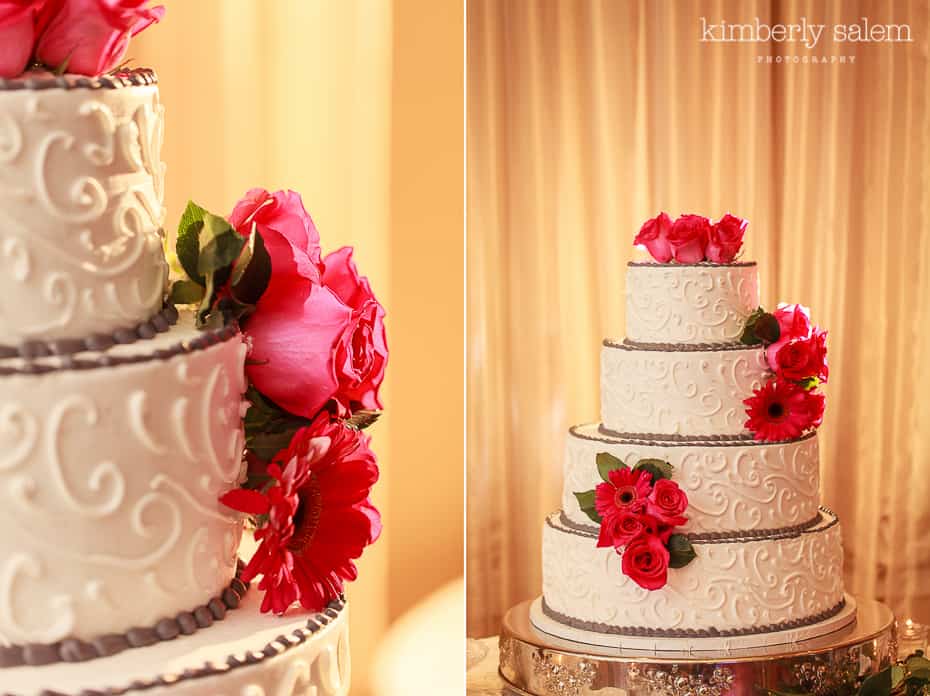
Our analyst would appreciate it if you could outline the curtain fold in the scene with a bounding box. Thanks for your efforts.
[467,0,930,637]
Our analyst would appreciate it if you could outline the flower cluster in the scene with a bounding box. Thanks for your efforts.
[574,455,695,591]
[172,189,387,614]
[634,212,747,264]
[0,1,164,78]
[742,303,827,441]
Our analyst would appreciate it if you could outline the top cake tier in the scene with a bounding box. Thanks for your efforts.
[0,69,167,346]
[625,262,759,345]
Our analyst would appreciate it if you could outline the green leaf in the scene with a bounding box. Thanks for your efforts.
[344,410,382,431]
[230,228,272,306]
[198,213,246,276]
[176,201,207,282]
[860,666,903,696]
[168,279,205,305]
[740,307,764,344]
[634,458,674,482]
[573,489,601,524]
[596,452,626,482]
[754,312,781,344]
[798,376,820,391]
[243,386,312,460]
[667,534,697,569]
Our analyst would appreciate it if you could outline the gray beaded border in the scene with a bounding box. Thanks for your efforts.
[0,303,180,360]
[0,565,250,669]
[0,320,238,377]
[23,596,347,696]
[603,337,763,352]
[627,261,757,268]
[585,424,817,447]
[556,510,829,544]
[0,67,157,91]
[540,596,847,639]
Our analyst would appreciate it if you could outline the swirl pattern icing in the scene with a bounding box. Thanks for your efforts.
[0,314,247,643]
[542,511,845,633]
[561,425,821,534]
[0,81,167,342]
[600,343,770,436]
[626,264,760,344]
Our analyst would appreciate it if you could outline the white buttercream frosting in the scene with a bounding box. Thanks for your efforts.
[625,263,760,345]
[561,425,821,535]
[542,511,845,634]
[0,80,167,343]
[0,313,247,643]
[600,342,770,437]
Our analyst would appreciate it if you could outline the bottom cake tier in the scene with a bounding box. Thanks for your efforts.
[4,591,349,696]
[541,508,849,641]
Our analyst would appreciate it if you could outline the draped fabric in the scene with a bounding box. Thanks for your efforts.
[135,1,465,692]
[467,0,930,637]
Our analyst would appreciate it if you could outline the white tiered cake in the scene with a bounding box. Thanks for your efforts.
[0,70,348,695]
[531,251,854,651]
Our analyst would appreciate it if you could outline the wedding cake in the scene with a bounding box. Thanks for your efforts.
[0,6,379,693]
[531,213,855,651]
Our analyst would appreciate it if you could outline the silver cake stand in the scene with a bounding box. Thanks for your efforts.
[499,598,896,696]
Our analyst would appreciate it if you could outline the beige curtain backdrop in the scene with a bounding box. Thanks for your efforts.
[467,0,930,637]
[135,1,464,693]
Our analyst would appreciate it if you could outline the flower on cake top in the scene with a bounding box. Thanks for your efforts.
[634,212,747,264]
[0,0,164,78]
[220,417,381,614]
[741,302,828,441]
[575,455,695,591]
[171,188,387,614]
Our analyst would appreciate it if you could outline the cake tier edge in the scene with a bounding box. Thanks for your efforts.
[542,508,845,636]
[562,424,821,535]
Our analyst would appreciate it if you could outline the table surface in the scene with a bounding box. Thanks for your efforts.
[467,637,508,695]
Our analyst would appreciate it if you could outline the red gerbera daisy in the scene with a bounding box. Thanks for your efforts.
[594,467,652,522]
[220,416,381,614]
[744,378,826,442]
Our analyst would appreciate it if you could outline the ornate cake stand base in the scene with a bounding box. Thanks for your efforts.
[499,597,895,696]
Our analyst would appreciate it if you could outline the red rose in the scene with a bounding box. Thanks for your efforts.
[36,0,164,77]
[667,214,710,263]
[706,213,747,263]
[765,303,813,369]
[0,1,43,78]
[322,247,388,414]
[646,479,689,527]
[773,329,828,383]
[621,534,670,590]
[597,512,647,549]
[633,212,673,263]
[231,189,352,419]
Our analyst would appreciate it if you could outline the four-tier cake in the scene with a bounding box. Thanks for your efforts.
[530,214,855,651]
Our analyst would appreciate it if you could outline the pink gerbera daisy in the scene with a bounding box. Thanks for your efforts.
[221,415,381,614]
[744,378,825,442]
[594,467,652,522]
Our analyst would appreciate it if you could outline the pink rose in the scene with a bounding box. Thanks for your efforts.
[773,329,828,383]
[667,214,710,263]
[322,247,388,413]
[231,189,352,420]
[765,303,812,367]
[621,534,670,590]
[707,213,747,263]
[633,213,673,263]
[35,0,164,77]
[646,479,689,527]
[0,2,43,78]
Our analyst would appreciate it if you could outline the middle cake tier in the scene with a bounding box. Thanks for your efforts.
[561,425,821,536]
[600,340,770,437]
